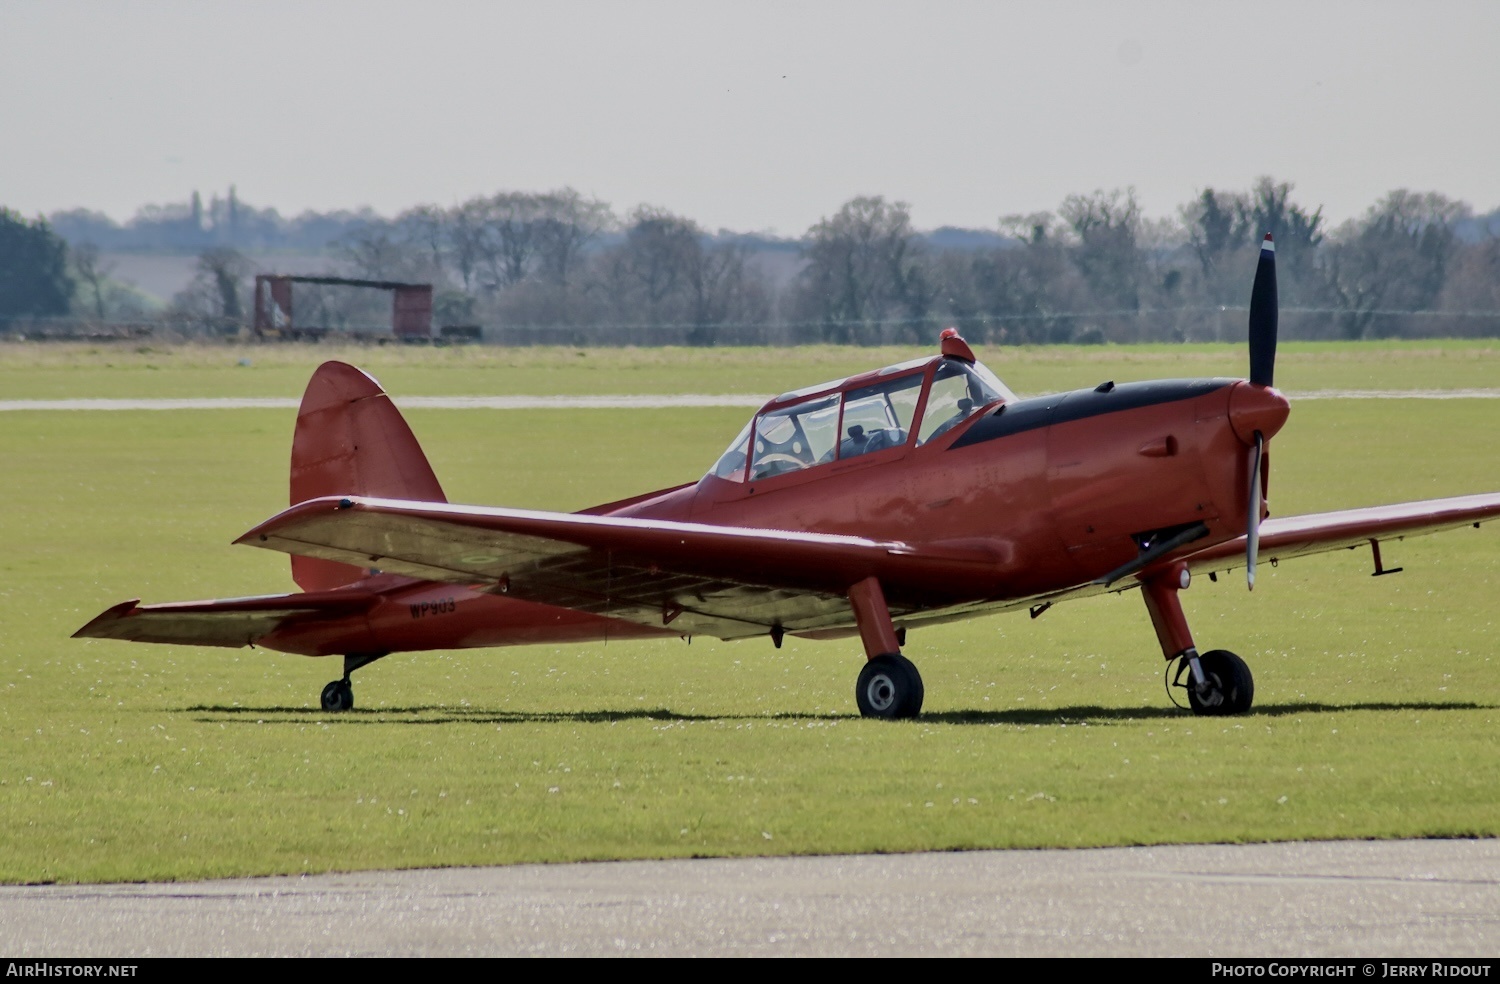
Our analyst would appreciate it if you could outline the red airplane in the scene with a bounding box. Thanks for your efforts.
[76,237,1500,718]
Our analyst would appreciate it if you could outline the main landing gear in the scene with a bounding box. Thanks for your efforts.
[1180,649,1254,715]
[1143,563,1255,716]
[318,652,388,712]
[847,577,924,719]
[856,653,925,719]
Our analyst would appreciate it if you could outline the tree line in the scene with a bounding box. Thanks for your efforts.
[49,188,377,254]
[6,178,1500,344]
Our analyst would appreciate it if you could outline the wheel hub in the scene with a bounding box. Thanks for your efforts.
[865,674,896,712]
[1195,674,1226,708]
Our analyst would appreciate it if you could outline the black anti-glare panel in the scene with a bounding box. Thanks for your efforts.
[949,378,1234,450]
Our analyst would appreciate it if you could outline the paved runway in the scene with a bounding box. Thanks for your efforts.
[2,840,1497,957]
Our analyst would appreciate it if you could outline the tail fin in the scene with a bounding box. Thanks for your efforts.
[289,361,446,591]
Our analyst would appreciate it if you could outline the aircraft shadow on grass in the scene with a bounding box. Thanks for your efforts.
[185,699,1490,728]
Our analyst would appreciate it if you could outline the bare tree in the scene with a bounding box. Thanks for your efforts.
[686,241,771,345]
[796,196,924,343]
[1437,232,1500,337]
[533,188,613,288]
[169,247,250,331]
[336,225,424,282]
[611,206,699,319]
[484,192,545,288]
[446,197,490,293]
[1246,177,1324,302]
[201,247,248,320]
[1181,188,1251,283]
[1321,190,1470,338]
[965,214,1091,343]
[395,205,449,281]
[69,242,114,320]
[1059,188,1142,315]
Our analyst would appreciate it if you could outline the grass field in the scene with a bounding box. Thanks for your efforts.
[1,340,1497,884]
[2,337,1499,399]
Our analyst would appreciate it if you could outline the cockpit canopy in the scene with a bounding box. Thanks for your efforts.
[708,345,1015,483]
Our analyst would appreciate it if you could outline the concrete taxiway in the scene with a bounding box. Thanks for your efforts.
[2,839,1497,957]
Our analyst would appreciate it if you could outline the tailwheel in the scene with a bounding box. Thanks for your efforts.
[856,653,925,720]
[1185,649,1254,716]
[319,652,387,712]
[320,679,354,712]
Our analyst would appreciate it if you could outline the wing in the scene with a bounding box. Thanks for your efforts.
[232,492,1500,645]
[1176,492,1500,577]
[931,492,1500,625]
[235,496,1007,641]
[74,591,376,649]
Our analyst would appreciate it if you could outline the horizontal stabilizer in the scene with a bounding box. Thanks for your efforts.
[73,591,375,649]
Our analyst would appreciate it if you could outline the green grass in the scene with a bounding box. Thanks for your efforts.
[2,338,1499,399]
[0,343,1498,883]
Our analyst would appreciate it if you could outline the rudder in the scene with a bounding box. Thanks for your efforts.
[289,361,446,591]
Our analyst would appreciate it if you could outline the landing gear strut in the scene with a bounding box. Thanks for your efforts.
[848,577,924,719]
[318,651,388,712]
[1141,563,1255,716]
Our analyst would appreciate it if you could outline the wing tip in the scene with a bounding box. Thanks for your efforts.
[237,495,358,547]
[73,599,143,639]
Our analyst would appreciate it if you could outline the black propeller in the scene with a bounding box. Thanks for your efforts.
[1248,234,1278,387]
[1245,233,1277,587]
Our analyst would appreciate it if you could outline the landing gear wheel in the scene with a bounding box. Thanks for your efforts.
[1186,649,1253,716]
[856,653,925,720]
[320,679,354,712]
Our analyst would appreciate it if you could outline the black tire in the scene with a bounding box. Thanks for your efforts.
[320,679,354,712]
[855,653,925,719]
[1186,649,1253,716]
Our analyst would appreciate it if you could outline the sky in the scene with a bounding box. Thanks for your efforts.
[3,0,1498,237]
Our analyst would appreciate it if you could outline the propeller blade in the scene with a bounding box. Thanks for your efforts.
[1248,234,1278,387]
[1247,430,1264,590]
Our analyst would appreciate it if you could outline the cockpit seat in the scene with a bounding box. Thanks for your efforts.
[838,425,907,461]
[923,398,974,443]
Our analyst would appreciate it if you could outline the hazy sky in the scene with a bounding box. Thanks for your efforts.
[4,0,1498,236]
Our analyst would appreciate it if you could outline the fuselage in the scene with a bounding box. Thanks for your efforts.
[262,357,1289,659]
[621,374,1288,606]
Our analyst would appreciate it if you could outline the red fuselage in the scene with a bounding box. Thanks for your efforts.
[262,371,1289,659]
